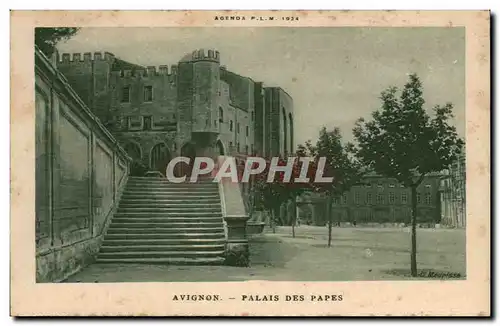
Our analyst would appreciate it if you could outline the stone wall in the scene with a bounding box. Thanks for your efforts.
[264,87,294,158]
[36,48,131,282]
[253,82,265,156]
[220,68,255,112]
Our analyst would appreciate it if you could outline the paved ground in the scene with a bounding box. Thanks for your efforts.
[64,226,466,282]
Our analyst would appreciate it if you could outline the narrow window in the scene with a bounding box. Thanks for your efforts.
[143,86,153,102]
[144,116,152,130]
[389,192,395,204]
[246,126,249,137]
[127,116,144,131]
[121,86,130,103]
[219,107,224,123]
[229,120,233,132]
[401,193,408,204]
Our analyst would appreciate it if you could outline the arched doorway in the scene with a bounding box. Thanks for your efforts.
[124,141,145,176]
[124,141,142,161]
[150,143,171,176]
[216,140,225,156]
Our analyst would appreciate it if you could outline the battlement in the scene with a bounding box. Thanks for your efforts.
[179,49,220,63]
[111,64,178,79]
[58,51,115,63]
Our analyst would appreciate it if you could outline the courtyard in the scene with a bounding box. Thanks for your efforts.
[64,226,466,282]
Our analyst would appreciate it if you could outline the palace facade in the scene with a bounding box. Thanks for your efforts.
[55,49,294,175]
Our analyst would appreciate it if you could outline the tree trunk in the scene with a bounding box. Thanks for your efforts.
[291,197,296,238]
[410,185,418,277]
[271,208,276,234]
[327,194,333,247]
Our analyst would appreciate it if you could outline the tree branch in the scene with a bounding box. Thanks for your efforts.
[412,173,426,187]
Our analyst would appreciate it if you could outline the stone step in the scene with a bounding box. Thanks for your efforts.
[119,198,221,204]
[124,187,219,193]
[97,175,227,267]
[97,250,225,259]
[126,184,218,189]
[120,193,220,200]
[110,221,224,228]
[127,179,217,185]
[115,212,222,218]
[122,190,219,196]
[126,180,217,185]
[111,216,222,222]
[128,176,215,182]
[102,238,225,246]
[95,257,225,265]
[100,244,226,253]
[113,212,222,218]
[118,202,221,208]
[117,206,221,213]
[106,228,225,235]
[111,217,223,224]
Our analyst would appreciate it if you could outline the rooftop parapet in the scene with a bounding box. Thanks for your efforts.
[58,51,115,63]
[179,49,220,63]
[112,64,178,80]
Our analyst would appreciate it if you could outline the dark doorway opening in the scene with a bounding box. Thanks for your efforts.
[216,140,225,156]
[124,142,146,176]
[150,143,171,176]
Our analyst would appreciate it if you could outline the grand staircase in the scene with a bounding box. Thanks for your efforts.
[96,176,226,265]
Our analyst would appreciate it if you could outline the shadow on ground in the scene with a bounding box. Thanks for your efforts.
[63,226,466,282]
[248,234,299,268]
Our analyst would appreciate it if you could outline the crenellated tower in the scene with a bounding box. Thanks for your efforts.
[177,49,221,156]
[56,52,115,123]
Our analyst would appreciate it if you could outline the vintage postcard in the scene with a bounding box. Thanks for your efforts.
[11,10,490,316]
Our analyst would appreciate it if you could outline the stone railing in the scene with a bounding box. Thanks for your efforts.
[215,156,250,266]
[35,47,131,282]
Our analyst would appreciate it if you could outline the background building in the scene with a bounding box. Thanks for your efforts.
[439,150,466,228]
[296,173,443,226]
[56,49,294,175]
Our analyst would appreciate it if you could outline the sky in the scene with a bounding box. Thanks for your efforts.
[58,27,465,146]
